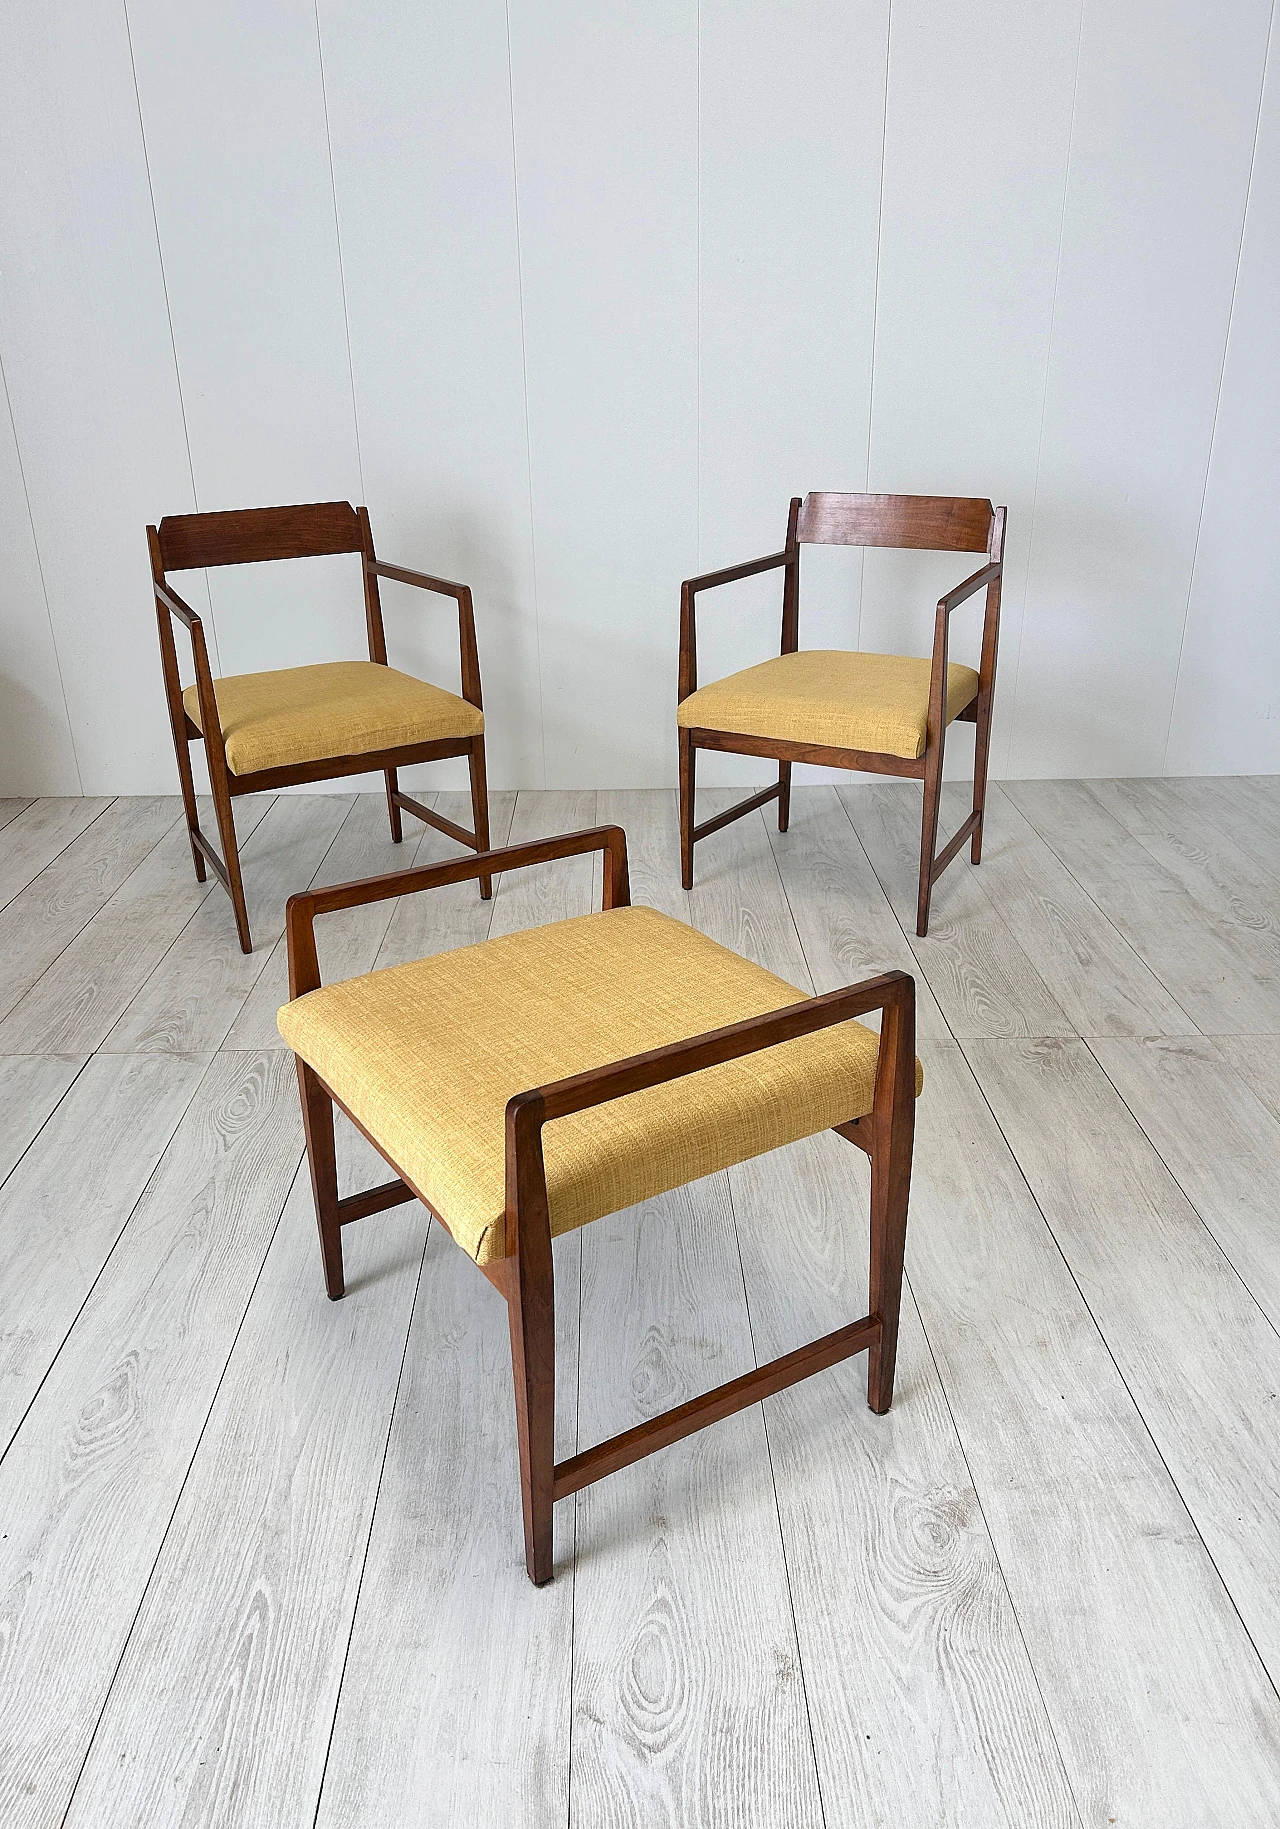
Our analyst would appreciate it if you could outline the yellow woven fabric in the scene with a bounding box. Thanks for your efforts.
[183,659,483,776]
[677,649,979,760]
[277,905,922,1265]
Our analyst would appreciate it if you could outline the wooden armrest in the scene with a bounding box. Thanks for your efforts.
[683,550,789,596]
[285,825,631,997]
[153,578,203,631]
[938,560,1001,616]
[514,970,915,1124]
[366,558,470,602]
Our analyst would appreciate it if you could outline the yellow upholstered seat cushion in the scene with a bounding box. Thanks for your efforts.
[277,905,922,1265]
[183,659,483,776]
[677,649,979,761]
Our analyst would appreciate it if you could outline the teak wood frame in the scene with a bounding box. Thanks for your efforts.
[283,824,917,1586]
[149,500,492,953]
[678,491,1007,935]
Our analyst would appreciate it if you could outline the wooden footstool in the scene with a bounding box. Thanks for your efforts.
[278,825,919,1585]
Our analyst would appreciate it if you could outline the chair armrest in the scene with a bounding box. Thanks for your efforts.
[153,578,203,631]
[366,560,483,708]
[679,550,793,701]
[514,970,914,1124]
[366,558,469,602]
[937,560,1001,617]
[284,825,631,998]
[683,550,789,597]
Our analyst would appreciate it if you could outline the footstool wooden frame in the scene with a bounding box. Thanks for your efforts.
[282,826,916,1585]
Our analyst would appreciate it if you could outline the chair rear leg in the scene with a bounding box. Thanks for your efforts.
[778,760,792,833]
[297,1061,345,1300]
[679,729,696,891]
[469,735,492,900]
[384,767,404,844]
[916,743,943,937]
[970,695,994,866]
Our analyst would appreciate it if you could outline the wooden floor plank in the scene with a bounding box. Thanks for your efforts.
[100,795,351,1054]
[1227,1033,1280,1121]
[730,1136,1080,1827]
[0,1051,301,1829]
[0,797,272,1054]
[967,1035,1280,1690]
[0,797,181,1028]
[0,1055,85,1188]
[0,1050,210,1457]
[1090,1034,1280,1333]
[596,787,692,923]
[1158,774,1280,875]
[223,792,437,1051]
[314,1222,581,1829]
[0,798,113,913]
[372,789,517,969]
[0,798,34,832]
[765,786,950,1036]
[979,786,1199,1036]
[841,782,1076,1039]
[571,1178,823,1826]
[688,791,811,983]
[1005,778,1280,1033]
[906,1037,1280,1824]
[62,1124,426,1829]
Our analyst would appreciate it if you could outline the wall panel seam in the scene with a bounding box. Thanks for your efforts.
[313,0,367,506]
[1160,0,1277,776]
[0,345,83,792]
[858,0,895,652]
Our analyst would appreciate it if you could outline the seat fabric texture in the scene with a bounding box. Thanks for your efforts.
[182,658,483,776]
[677,649,979,760]
[277,904,923,1265]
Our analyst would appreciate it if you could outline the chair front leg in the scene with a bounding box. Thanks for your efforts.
[777,760,792,833]
[916,737,944,938]
[469,735,492,900]
[297,1061,345,1300]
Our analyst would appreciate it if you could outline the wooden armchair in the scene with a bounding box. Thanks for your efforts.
[277,824,918,1585]
[678,492,1006,934]
[150,500,491,952]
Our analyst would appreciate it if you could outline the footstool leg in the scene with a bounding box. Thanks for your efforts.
[505,1097,557,1584]
[297,1061,345,1300]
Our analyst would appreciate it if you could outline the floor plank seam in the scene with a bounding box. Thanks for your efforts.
[0,1053,94,1199]
[0,797,119,918]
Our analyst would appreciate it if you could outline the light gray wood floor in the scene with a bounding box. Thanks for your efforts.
[1,778,1278,1827]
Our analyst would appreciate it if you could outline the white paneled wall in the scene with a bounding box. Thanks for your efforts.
[0,0,1276,794]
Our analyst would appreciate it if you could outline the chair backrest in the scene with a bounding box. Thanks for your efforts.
[154,501,364,573]
[796,492,996,554]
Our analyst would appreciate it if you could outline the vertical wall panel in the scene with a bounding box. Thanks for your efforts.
[695,0,889,786]
[319,1,541,791]
[0,370,80,794]
[1008,0,1274,778]
[508,2,699,787]
[864,0,1083,783]
[1165,22,1280,776]
[0,0,196,793]
[128,0,362,687]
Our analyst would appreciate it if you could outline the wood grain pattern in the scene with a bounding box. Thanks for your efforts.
[906,1037,1280,1825]
[797,491,994,552]
[155,500,362,572]
[0,799,34,831]
[571,1176,823,1826]
[1090,1034,1280,1331]
[1005,777,1280,1032]
[62,1123,425,1829]
[0,1054,84,1187]
[0,795,273,1053]
[841,783,1075,1038]
[101,794,350,1053]
[967,1035,1280,1688]
[0,1051,209,1455]
[765,787,949,1038]
[730,1136,1079,1827]
[0,1051,301,1829]
[0,797,112,914]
